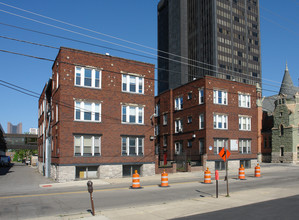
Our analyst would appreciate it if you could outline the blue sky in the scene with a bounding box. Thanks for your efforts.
[0,0,298,133]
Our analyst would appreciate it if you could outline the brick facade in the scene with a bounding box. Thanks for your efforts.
[155,76,259,170]
[38,47,155,182]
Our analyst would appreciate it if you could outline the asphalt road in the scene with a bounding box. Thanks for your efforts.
[1,164,299,219]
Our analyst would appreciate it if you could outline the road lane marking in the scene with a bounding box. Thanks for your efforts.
[0,180,200,199]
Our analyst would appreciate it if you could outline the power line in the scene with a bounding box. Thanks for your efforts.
[0,7,263,84]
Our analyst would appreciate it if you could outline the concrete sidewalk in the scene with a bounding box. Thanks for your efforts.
[39,163,295,188]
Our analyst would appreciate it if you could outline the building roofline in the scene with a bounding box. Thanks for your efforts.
[52,47,155,69]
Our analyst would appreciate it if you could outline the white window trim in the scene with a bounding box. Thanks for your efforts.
[213,89,228,105]
[239,116,251,131]
[213,114,228,130]
[122,74,144,94]
[214,139,228,154]
[75,66,102,89]
[199,88,204,104]
[121,105,144,125]
[56,72,59,89]
[74,135,101,156]
[122,136,144,156]
[239,139,251,154]
[175,119,183,133]
[74,101,102,122]
[199,114,204,129]
[163,114,168,125]
[174,97,183,110]
[238,93,251,108]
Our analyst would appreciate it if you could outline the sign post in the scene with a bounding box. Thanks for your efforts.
[219,147,231,197]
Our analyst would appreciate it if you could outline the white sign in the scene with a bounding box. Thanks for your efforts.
[230,139,238,151]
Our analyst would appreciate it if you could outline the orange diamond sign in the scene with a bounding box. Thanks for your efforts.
[219,148,231,161]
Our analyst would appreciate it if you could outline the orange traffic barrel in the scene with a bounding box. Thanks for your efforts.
[239,164,246,180]
[204,168,212,184]
[255,164,261,177]
[160,170,169,187]
[131,170,141,189]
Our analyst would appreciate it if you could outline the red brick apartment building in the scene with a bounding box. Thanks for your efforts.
[155,76,261,171]
[38,47,156,182]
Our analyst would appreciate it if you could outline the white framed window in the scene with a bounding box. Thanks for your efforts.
[75,66,101,89]
[155,125,159,136]
[213,114,228,129]
[188,92,192,100]
[238,93,251,108]
[213,89,227,105]
[122,105,144,124]
[175,142,182,155]
[122,136,144,156]
[175,119,183,133]
[187,116,192,124]
[239,116,251,131]
[122,74,144,94]
[74,135,101,156]
[199,88,204,104]
[56,105,58,122]
[56,72,59,89]
[163,135,167,146]
[214,138,228,154]
[155,104,160,116]
[75,101,101,122]
[163,114,168,125]
[199,114,204,129]
[239,139,251,154]
[175,97,183,110]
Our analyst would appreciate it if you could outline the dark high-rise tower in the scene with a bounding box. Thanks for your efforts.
[158,0,261,94]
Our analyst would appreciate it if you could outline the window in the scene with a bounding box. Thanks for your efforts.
[122,105,144,124]
[163,135,167,146]
[199,89,204,104]
[215,161,225,170]
[213,114,228,129]
[122,136,144,156]
[199,114,204,129]
[75,67,101,89]
[239,139,251,154]
[175,119,183,133]
[163,114,168,125]
[238,93,251,108]
[56,105,58,122]
[239,116,251,131]
[280,125,284,136]
[56,72,59,89]
[155,125,159,136]
[187,116,192,124]
[240,160,251,168]
[213,90,227,105]
[175,97,183,110]
[188,140,192,148]
[188,92,192,100]
[74,135,101,156]
[122,74,144,94]
[280,147,284,156]
[155,104,160,116]
[75,101,101,122]
[214,139,228,154]
[175,142,182,155]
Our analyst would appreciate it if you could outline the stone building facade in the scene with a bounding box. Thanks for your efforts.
[271,64,299,163]
[38,47,156,182]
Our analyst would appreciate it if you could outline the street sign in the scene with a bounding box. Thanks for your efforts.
[219,148,231,161]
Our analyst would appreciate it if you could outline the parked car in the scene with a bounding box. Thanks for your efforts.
[0,156,10,167]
